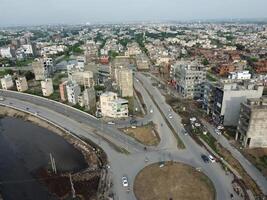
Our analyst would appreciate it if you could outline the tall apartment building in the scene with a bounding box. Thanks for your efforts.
[173,61,206,99]
[66,81,81,105]
[83,87,96,110]
[41,78,54,96]
[236,97,267,148]
[32,58,54,80]
[202,81,263,126]
[116,68,133,97]
[100,92,128,118]
[69,71,94,88]
[136,54,150,71]
[15,76,28,92]
[0,47,14,58]
[1,75,14,90]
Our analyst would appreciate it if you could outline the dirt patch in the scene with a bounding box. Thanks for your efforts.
[243,148,267,179]
[134,161,215,200]
[121,123,160,146]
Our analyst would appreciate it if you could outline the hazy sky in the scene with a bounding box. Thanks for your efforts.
[0,0,267,26]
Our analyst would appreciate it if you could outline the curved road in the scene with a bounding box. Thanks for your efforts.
[0,77,244,200]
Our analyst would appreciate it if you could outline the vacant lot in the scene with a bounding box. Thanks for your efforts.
[121,123,160,146]
[134,162,215,200]
[244,148,267,178]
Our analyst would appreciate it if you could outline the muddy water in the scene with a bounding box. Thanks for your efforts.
[0,117,88,200]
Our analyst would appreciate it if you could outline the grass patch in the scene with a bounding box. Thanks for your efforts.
[121,123,160,146]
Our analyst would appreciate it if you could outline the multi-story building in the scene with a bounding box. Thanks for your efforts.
[0,47,14,58]
[236,97,267,148]
[116,68,133,97]
[228,71,251,80]
[216,63,235,76]
[32,58,54,81]
[66,81,81,105]
[173,60,206,99]
[136,54,150,71]
[15,76,28,92]
[59,81,68,102]
[252,60,267,74]
[41,78,54,96]
[82,87,96,110]
[1,75,14,90]
[100,92,128,118]
[69,71,94,88]
[203,81,264,126]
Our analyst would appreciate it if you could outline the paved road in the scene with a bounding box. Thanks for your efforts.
[0,84,238,200]
[143,72,267,196]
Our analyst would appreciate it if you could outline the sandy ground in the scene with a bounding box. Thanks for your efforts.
[134,161,215,200]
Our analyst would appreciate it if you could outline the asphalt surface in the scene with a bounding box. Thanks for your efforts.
[0,72,254,200]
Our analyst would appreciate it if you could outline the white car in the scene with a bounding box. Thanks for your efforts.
[150,109,153,113]
[208,155,216,163]
[168,114,173,119]
[108,121,115,125]
[122,176,129,187]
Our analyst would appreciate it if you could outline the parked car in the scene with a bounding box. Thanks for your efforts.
[217,125,224,130]
[208,155,216,163]
[215,128,221,135]
[122,176,129,187]
[201,154,209,163]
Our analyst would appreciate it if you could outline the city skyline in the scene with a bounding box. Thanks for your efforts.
[0,0,267,26]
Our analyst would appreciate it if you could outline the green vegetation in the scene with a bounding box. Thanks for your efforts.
[15,58,34,67]
[0,69,14,77]
[0,39,10,47]
[135,33,148,54]
[248,57,258,63]
[108,50,119,59]
[53,72,68,86]
[206,73,217,82]
[259,155,267,168]
[64,41,84,56]
[124,96,134,114]
[202,58,209,66]
[199,132,218,153]
[94,85,106,91]
[24,71,35,81]
[118,38,131,47]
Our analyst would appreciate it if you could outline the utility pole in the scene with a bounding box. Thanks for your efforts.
[69,174,76,199]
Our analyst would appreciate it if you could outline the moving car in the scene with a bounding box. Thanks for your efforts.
[107,121,115,125]
[122,176,129,187]
[201,154,209,163]
[208,155,216,163]
[168,114,173,119]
